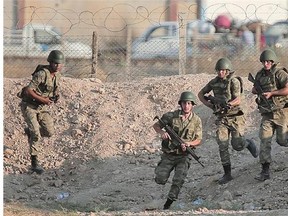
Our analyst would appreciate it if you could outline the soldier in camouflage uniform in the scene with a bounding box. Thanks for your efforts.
[252,49,288,181]
[153,91,202,210]
[19,50,64,174]
[198,58,258,185]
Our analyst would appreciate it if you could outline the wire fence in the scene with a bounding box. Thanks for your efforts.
[3,2,288,82]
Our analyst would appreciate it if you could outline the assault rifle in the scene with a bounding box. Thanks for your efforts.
[154,116,205,168]
[248,73,274,111]
[204,95,231,115]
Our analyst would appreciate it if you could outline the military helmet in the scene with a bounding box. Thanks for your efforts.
[47,50,65,64]
[215,58,232,71]
[178,91,197,105]
[259,49,277,63]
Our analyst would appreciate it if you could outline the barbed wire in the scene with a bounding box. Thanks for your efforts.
[3,2,288,81]
[4,3,288,35]
[204,3,287,24]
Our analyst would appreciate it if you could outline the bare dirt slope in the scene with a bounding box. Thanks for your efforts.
[3,74,288,215]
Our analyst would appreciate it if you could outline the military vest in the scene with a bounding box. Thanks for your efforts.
[209,74,244,116]
[255,66,288,113]
[161,110,200,153]
[18,65,59,105]
[31,65,59,97]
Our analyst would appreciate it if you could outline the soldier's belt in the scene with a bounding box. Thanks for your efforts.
[164,149,187,155]
[23,99,44,108]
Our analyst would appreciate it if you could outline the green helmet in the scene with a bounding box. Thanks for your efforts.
[215,58,232,71]
[47,50,65,64]
[178,91,197,105]
[259,49,277,63]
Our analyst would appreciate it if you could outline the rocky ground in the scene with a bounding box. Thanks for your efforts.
[3,73,288,215]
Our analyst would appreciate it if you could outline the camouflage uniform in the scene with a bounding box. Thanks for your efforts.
[200,73,249,166]
[255,65,288,164]
[199,58,258,185]
[155,110,202,201]
[20,66,61,156]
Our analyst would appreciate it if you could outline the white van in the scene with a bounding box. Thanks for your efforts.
[4,23,92,59]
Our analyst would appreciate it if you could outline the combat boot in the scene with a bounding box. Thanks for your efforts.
[255,163,270,181]
[218,164,233,185]
[246,139,259,158]
[31,155,44,175]
[163,198,173,210]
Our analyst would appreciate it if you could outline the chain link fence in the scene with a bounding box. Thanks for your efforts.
[3,1,288,82]
[4,31,288,82]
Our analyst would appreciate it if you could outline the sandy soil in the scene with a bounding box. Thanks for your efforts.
[3,74,288,215]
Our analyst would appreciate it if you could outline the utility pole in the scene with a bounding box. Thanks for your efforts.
[12,0,18,29]
[197,0,206,21]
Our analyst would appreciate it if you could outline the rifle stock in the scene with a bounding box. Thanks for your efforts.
[154,116,204,168]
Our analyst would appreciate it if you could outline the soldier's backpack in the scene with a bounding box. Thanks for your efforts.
[17,65,49,99]
[232,76,244,94]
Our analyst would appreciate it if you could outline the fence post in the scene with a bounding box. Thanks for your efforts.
[126,26,132,76]
[191,31,198,74]
[178,13,187,75]
[255,25,261,55]
[91,31,98,75]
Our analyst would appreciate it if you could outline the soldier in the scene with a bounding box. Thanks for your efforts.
[252,49,288,181]
[19,50,65,174]
[153,91,202,210]
[198,57,258,185]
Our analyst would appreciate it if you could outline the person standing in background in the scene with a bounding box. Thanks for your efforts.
[240,25,255,48]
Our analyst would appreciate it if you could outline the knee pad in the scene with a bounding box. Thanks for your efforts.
[232,145,244,151]
[41,129,54,137]
[155,177,166,185]
[231,139,245,151]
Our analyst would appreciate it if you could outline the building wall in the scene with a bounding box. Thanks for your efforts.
[4,0,197,40]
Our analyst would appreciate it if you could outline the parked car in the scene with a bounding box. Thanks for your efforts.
[275,37,288,48]
[264,21,288,47]
[131,20,216,60]
[4,23,92,59]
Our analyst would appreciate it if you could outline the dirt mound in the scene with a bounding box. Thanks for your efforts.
[3,74,288,215]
